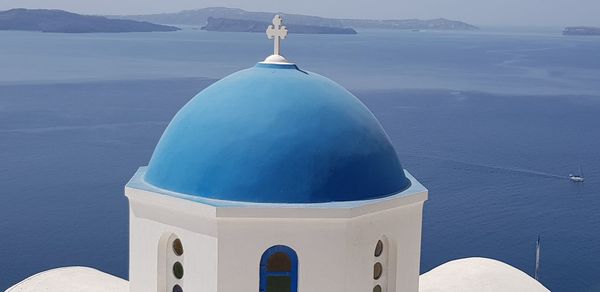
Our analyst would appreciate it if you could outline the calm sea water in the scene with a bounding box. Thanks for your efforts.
[1,28,599,291]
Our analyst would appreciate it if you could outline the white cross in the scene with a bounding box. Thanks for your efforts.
[266,15,288,56]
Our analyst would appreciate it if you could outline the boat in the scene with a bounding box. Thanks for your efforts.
[569,165,584,182]
[535,235,541,281]
[563,26,600,36]
[570,175,584,182]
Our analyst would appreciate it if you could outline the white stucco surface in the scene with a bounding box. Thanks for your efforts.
[7,257,551,292]
[419,257,550,292]
[5,267,128,292]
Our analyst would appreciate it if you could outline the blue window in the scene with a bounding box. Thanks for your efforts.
[260,245,298,292]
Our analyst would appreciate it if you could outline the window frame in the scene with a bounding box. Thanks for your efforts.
[259,245,298,292]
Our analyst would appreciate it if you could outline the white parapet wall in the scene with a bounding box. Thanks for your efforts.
[6,257,550,292]
[419,257,550,292]
[5,267,128,292]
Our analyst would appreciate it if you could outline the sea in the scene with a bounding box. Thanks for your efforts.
[1,27,599,291]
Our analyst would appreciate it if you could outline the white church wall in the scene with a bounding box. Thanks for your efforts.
[347,202,425,292]
[216,218,349,292]
[215,201,425,292]
[126,171,427,292]
[127,190,219,292]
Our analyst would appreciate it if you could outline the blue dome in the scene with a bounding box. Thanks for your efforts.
[144,62,410,203]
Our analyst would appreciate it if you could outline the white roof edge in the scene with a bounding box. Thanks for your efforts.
[6,266,128,292]
[419,257,551,292]
[125,167,428,220]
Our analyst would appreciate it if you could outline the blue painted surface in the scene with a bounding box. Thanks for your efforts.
[260,245,298,292]
[145,63,409,203]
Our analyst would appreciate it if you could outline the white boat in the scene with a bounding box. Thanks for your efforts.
[569,165,584,182]
[569,174,583,182]
[570,175,584,182]
[534,235,541,281]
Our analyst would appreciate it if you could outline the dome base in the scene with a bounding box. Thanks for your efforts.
[262,54,292,64]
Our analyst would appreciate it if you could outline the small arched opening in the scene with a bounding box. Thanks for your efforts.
[259,245,298,292]
[373,237,389,292]
[158,233,185,292]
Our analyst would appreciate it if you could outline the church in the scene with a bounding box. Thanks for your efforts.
[7,15,549,292]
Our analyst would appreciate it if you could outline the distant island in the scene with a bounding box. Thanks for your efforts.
[340,18,478,31]
[0,7,478,35]
[563,26,600,36]
[202,17,357,34]
[121,7,479,31]
[0,8,180,33]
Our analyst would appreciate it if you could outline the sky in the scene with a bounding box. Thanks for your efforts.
[1,0,599,27]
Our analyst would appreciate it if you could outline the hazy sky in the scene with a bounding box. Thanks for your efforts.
[1,0,599,26]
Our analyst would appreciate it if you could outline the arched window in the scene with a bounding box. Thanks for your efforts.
[373,238,388,292]
[158,233,185,292]
[259,245,298,292]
